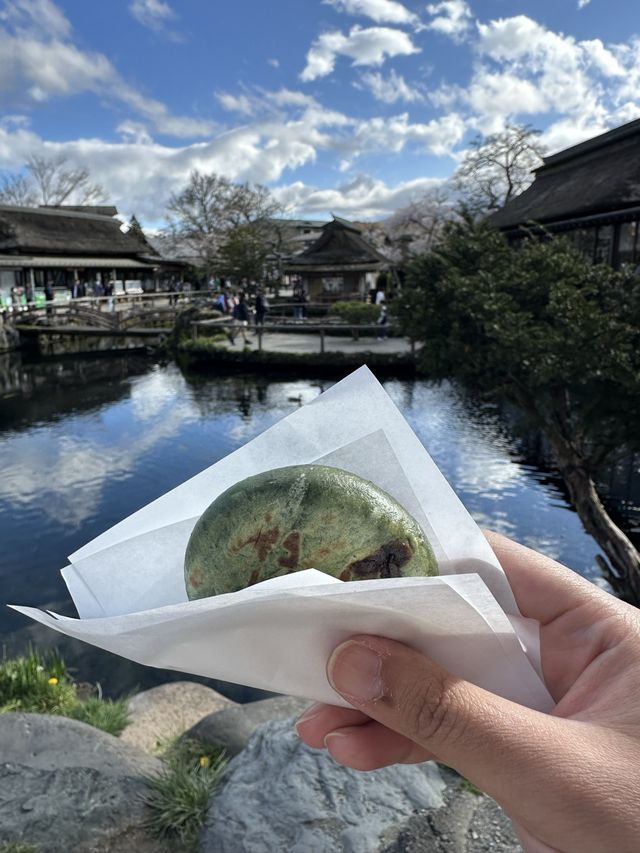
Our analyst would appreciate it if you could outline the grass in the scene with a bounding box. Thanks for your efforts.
[0,844,39,853]
[67,697,130,737]
[0,647,129,736]
[142,736,227,851]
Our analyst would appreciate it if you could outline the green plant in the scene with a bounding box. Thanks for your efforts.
[330,300,380,325]
[0,843,40,853]
[142,738,227,850]
[68,697,130,736]
[0,647,77,714]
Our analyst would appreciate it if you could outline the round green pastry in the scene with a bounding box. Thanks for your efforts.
[184,464,437,599]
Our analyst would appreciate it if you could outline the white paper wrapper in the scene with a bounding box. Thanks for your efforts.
[11,366,553,712]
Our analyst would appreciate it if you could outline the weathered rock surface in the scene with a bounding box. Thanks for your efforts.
[0,713,169,853]
[187,694,309,756]
[122,681,235,753]
[200,719,521,853]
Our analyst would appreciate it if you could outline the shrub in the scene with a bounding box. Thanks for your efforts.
[329,300,380,324]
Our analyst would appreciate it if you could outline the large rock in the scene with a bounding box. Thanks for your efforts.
[0,713,169,853]
[187,694,309,756]
[122,681,235,753]
[200,718,521,853]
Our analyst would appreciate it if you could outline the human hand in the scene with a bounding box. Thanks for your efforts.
[296,531,640,853]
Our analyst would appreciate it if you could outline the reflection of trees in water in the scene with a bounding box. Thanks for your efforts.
[496,396,640,541]
[0,353,154,430]
[180,367,330,419]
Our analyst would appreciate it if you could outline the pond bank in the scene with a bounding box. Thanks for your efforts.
[178,336,417,377]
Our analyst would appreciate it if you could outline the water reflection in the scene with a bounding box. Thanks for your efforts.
[0,357,607,698]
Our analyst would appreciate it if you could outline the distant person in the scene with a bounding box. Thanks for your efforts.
[25,281,34,306]
[375,288,386,305]
[293,285,308,321]
[254,290,268,331]
[231,292,250,345]
[44,279,55,316]
[376,303,388,340]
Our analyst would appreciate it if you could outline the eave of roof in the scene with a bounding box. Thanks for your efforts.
[0,256,156,269]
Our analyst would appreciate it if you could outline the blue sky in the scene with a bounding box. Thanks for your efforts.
[0,0,639,225]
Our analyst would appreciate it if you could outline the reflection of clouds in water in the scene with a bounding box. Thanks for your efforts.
[0,370,200,529]
[128,366,191,422]
[384,380,605,582]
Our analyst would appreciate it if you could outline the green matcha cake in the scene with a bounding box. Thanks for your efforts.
[184,464,437,599]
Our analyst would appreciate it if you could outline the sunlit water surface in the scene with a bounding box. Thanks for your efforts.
[0,355,604,699]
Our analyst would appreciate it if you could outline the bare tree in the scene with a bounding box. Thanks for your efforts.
[0,173,37,206]
[383,185,457,263]
[166,171,282,277]
[26,154,105,206]
[0,154,105,207]
[454,125,545,213]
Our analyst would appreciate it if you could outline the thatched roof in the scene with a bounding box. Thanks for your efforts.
[285,217,390,270]
[490,119,640,232]
[39,205,120,217]
[0,205,157,258]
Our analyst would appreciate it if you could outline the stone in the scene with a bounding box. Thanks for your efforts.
[199,717,447,853]
[186,694,309,757]
[0,713,170,853]
[122,681,235,754]
[199,720,521,853]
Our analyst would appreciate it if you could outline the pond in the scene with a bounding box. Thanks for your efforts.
[0,353,606,700]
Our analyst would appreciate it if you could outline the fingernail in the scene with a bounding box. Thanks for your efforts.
[328,640,384,704]
[295,703,324,729]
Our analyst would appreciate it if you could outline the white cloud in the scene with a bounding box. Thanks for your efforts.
[577,0,591,8]
[323,0,418,25]
[425,0,472,41]
[358,69,424,103]
[0,0,210,137]
[0,0,70,39]
[267,57,280,68]
[216,92,254,116]
[475,16,606,123]
[300,25,419,81]
[581,39,626,78]
[274,174,446,219]
[345,111,465,161]
[129,0,176,32]
[465,70,548,127]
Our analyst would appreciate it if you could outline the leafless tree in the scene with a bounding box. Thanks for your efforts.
[0,173,37,206]
[26,154,105,206]
[383,185,457,262]
[454,125,545,213]
[0,154,105,207]
[166,171,282,276]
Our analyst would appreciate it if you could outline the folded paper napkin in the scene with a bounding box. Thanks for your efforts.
[11,366,554,713]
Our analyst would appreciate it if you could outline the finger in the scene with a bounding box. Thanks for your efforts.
[326,634,564,801]
[483,530,611,625]
[325,720,434,771]
[295,703,369,749]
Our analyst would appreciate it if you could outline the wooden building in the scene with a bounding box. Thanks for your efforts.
[283,216,390,300]
[489,119,640,268]
[0,205,178,306]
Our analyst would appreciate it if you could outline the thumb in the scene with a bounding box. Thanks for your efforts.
[327,635,560,802]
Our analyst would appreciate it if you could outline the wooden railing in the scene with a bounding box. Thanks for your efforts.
[190,319,413,354]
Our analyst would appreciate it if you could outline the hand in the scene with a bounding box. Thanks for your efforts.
[296,531,640,853]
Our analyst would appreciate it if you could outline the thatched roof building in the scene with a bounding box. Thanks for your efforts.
[284,216,390,300]
[0,205,182,305]
[489,119,640,267]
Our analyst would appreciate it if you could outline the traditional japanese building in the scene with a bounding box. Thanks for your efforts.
[489,118,640,268]
[283,216,391,300]
[0,204,179,306]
